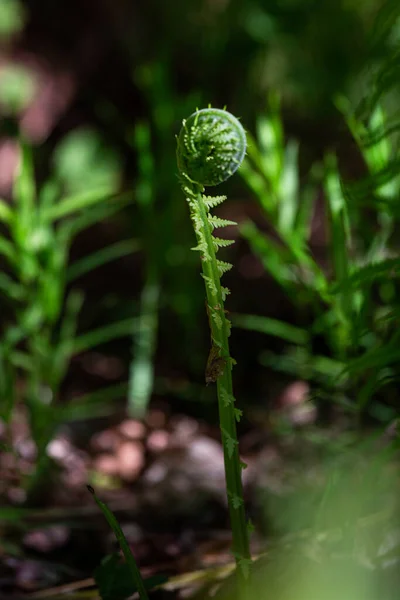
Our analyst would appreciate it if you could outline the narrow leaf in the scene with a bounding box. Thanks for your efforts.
[67,239,140,282]
[44,186,118,221]
[73,318,140,354]
[88,486,149,600]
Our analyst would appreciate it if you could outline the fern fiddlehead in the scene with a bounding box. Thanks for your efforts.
[177,108,251,578]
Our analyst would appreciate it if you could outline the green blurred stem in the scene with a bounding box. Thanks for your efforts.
[128,267,159,418]
[190,187,250,574]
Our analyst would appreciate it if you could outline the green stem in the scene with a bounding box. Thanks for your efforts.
[191,186,250,572]
[128,266,159,418]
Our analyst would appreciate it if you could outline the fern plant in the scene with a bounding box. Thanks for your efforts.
[176,108,252,579]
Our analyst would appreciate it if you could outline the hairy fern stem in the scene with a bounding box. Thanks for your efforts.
[193,186,250,567]
[177,108,251,579]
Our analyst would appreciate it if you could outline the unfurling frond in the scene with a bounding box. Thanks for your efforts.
[176,108,246,187]
[177,108,251,565]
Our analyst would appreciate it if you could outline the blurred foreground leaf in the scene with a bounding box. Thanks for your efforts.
[94,554,166,600]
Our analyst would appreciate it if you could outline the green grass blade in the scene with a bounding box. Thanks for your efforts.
[330,257,400,293]
[0,505,33,523]
[240,220,295,293]
[12,143,37,262]
[73,318,140,354]
[239,157,276,215]
[0,237,16,264]
[127,120,158,418]
[342,336,400,377]
[43,186,118,221]
[324,153,352,282]
[365,105,391,174]
[13,142,35,213]
[278,139,299,234]
[37,179,60,220]
[295,178,318,243]
[88,486,149,600]
[0,345,16,422]
[0,273,25,301]
[67,239,140,282]
[324,153,353,331]
[128,276,159,418]
[61,383,128,421]
[50,290,84,389]
[58,193,133,241]
[133,122,154,207]
[260,347,345,383]
[9,350,33,371]
[231,313,309,345]
[257,92,283,190]
[0,198,13,224]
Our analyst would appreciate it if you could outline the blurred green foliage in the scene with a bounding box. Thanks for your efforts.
[0,0,25,40]
[129,0,399,121]
[0,0,399,499]
[53,128,122,194]
[0,64,35,114]
[0,1,400,596]
[238,91,400,424]
[0,142,138,499]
